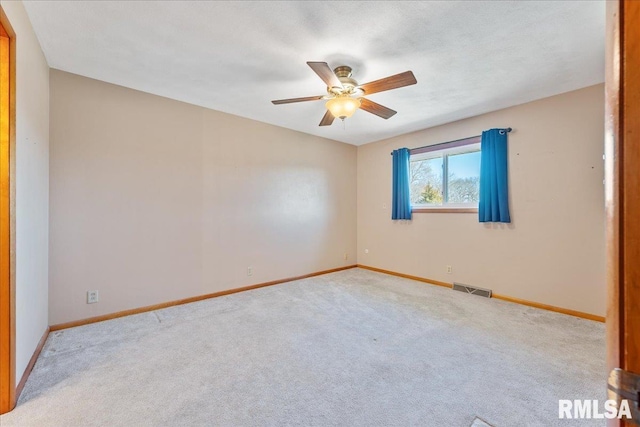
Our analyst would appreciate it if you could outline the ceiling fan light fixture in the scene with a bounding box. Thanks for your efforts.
[326,96,361,120]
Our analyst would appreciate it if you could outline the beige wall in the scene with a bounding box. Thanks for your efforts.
[357,84,605,316]
[49,70,357,325]
[50,68,604,323]
[1,0,50,381]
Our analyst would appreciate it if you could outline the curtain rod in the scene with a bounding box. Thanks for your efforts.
[390,127,512,155]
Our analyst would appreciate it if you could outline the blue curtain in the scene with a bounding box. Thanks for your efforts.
[392,148,412,220]
[479,129,511,223]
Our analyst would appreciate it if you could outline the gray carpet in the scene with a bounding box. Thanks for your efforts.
[1,268,605,426]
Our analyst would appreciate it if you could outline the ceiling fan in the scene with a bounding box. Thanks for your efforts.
[271,62,417,127]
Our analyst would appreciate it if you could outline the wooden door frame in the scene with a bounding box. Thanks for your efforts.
[0,4,16,415]
[606,0,640,426]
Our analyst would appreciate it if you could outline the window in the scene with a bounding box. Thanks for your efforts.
[409,141,481,210]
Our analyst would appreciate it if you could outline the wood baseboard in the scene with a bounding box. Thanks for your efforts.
[357,264,452,288]
[356,264,605,323]
[16,326,49,401]
[491,293,605,323]
[50,265,358,331]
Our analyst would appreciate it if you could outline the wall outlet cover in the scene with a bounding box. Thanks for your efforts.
[87,290,99,304]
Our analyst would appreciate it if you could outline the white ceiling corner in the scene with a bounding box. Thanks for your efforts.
[24,1,605,145]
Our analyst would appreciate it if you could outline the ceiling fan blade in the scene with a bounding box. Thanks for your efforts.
[359,71,417,96]
[307,62,343,88]
[360,98,397,119]
[319,110,335,126]
[271,95,325,105]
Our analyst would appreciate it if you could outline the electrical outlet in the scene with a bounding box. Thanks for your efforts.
[446,265,452,274]
[365,249,369,254]
[343,253,348,260]
[247,266,253,276]
[87,290,99,304]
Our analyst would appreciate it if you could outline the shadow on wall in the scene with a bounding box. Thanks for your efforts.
[483,223,515,230]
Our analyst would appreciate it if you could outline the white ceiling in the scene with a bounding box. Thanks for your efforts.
[24,1,605,145]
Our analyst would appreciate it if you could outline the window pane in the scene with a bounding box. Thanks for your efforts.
[447,151,481,204]
[410,156,443,205]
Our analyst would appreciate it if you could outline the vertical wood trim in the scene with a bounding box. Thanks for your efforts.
[0,4,15,415]
[606,1,640,425]
[621,0,640,375]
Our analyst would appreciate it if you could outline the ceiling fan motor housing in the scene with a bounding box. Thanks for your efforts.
[329,66,363,96]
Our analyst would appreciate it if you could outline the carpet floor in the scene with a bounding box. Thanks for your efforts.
[1,268,605,426]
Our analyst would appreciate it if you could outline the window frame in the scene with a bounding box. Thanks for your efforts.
[409,140,481,214]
